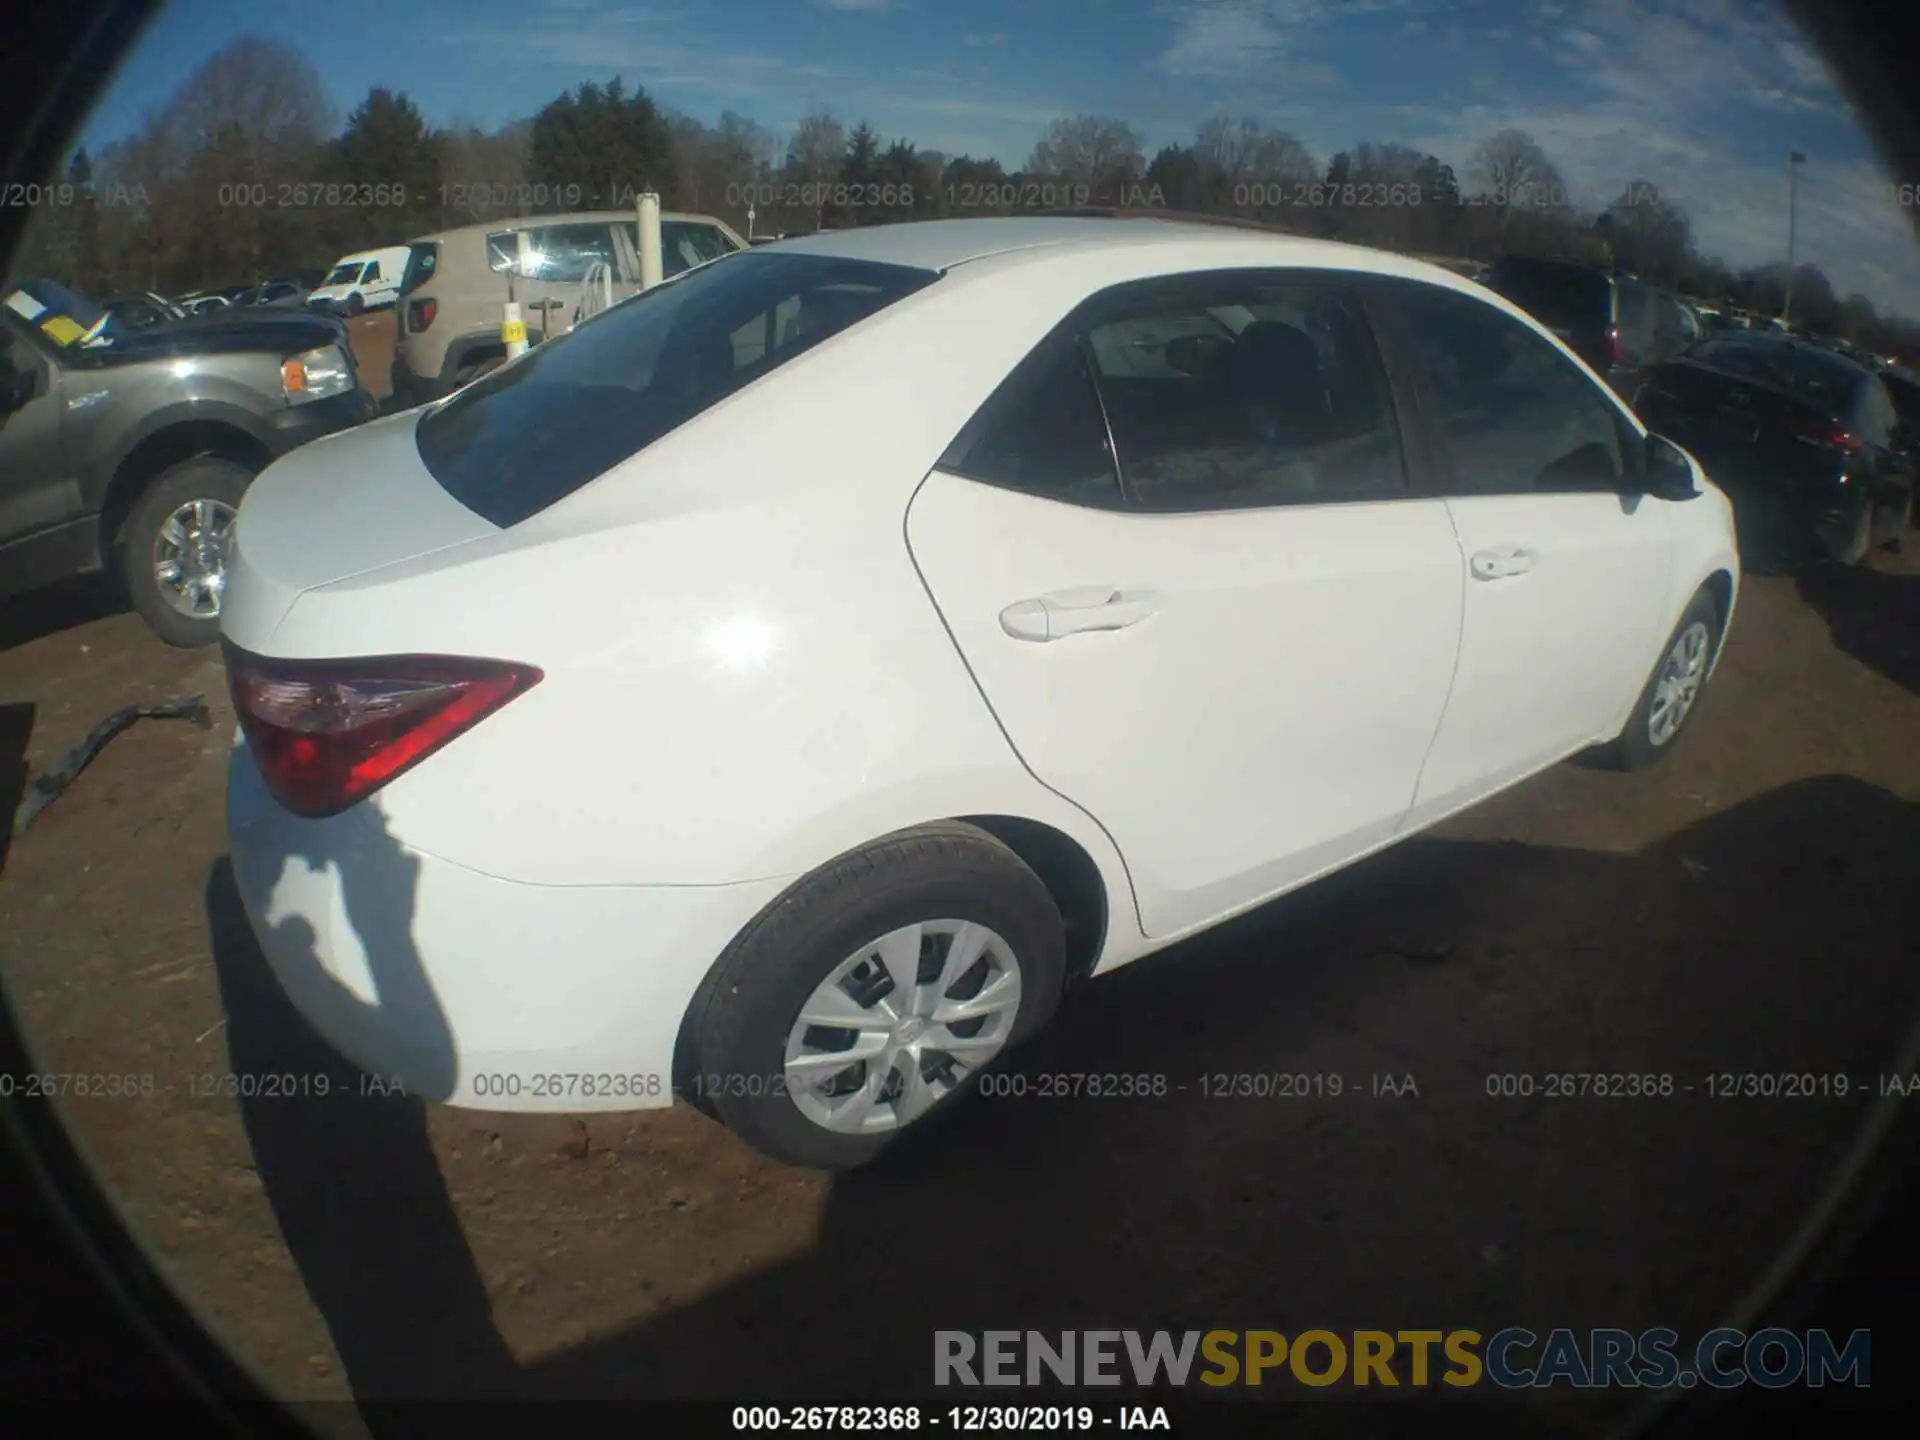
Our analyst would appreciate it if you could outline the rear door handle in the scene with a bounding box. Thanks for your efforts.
[1470,546,1536,580]
[999,587,1161,642]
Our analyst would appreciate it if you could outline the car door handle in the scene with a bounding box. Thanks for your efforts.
[999,587,1160,642]
[1470,546,1536,580]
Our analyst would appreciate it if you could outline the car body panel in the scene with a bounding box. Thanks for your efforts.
[222,218,1743,1112]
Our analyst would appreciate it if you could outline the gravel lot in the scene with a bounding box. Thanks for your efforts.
[2,498,1917,1430]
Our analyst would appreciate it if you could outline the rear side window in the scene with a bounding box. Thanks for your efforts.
[1398,282,1629,493]
[1487,259,1610,330]
[940,334,1121,507]
[523,223,618,283]
[417,252,939,527]
[401,243,438,293]
[1083,283,1405,510]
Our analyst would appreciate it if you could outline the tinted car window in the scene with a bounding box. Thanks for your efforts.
[1082,284,1405,510]
[401,242,439,293]
[942,333,1120,506]
[363,261,382,282]
[1486,258,1611,330]
[1689,338,1862,413]
[1399,282,1628,492]
[418,252,939,527]
[660,221,736,277]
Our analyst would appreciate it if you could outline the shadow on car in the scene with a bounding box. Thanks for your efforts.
[1794,556,1920,695]
[206,775,1920,1429]
[0,574,127,653]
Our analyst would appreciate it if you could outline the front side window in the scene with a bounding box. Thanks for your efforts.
[1398,282,1629,492]
[363,261,382,283]
[485,232,517,273]
[661,221,735,277]
[1083,282,1406,511]
[417,251,938,527]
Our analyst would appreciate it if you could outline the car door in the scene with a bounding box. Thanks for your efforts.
[0,320,74,574]
[906,274,1465,940]
[1384,280,1675,823]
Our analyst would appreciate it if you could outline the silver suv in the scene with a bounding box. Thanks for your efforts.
[390,209,746,407]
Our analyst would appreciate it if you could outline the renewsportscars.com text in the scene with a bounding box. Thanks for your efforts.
[933,1328,1870,1390]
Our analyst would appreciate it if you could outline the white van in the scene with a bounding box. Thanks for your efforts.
[307,245,411,315]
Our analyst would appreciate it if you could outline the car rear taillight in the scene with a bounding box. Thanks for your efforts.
[407,297,437,333]
[224,645,541,818]
[1606,326,1624,368]
[1792,420,1863,452]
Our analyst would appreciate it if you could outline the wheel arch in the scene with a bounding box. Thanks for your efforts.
[99,418,272,558]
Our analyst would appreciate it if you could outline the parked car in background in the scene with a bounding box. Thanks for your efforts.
[388,209,746,406]
[100,291,187,331]
[0,276,375,645]
[305,246,410,316]
[223,217,1738,1169]
[1484,256,1695,400]
[235,280,310,310]
[1636,332,1914,568]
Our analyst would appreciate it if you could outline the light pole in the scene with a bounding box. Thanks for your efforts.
[1782,150,1806,324]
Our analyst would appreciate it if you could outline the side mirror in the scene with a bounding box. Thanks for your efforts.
[1641,432,1698,500]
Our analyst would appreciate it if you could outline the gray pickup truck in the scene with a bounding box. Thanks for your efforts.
[0,277,374,646]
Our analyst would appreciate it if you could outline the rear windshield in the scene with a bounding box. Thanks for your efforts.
[1690,337,1863,413]
[416,251,939,527]
[400,242,439,294]
[1486,259,1611,327]
[324,262,366,286]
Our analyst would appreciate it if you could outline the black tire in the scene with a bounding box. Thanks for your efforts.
[1596,588,1722,772]
[680,821,1068,1169]
[345,292,365,317]
[120,457,255,648]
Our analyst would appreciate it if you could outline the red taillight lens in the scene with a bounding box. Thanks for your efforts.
[1792,420,1863,452]
[224,645,541,818]
[1606,327,1623,367]
[407,297,437,333]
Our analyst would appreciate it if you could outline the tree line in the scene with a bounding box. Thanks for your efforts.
[14,36,1917,358]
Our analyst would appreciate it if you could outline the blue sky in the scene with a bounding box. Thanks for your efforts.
[77,0,1920,314]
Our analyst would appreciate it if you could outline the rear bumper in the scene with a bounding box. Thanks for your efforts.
[226,739,786,1111]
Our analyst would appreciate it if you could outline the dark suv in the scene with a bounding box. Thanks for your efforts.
[1,277,374,646]
[1485,256,1697,401]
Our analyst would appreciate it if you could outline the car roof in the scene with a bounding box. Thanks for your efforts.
[407,209,729,245]
[759,214,1437,275]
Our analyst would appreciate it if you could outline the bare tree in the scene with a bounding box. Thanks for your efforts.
[1026,115,1144,192]
[1468,129,1569,250]
[1194,115,1316,185]
[785,110,846,230]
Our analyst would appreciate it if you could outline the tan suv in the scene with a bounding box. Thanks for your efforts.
[390,209,747,407]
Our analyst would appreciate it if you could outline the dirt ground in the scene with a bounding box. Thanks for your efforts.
[2,517,1918,1429]
[346,310,395,402]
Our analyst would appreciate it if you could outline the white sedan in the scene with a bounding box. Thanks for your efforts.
[222,217,1740,1169]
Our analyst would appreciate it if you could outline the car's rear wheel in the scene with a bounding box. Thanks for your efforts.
[680,821,1068,1169]
[1597,588,1721,772]
[121,457,253,648]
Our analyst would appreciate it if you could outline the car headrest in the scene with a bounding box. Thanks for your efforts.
[1226,321,1323,398]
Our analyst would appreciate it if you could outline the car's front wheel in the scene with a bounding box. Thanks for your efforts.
[1598,587,1722,771]
[345,292,365,317]
[121,456,253,647]
[681,822,1068,1169]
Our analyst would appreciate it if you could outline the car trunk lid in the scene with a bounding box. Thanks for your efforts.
[223,408,501,650]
